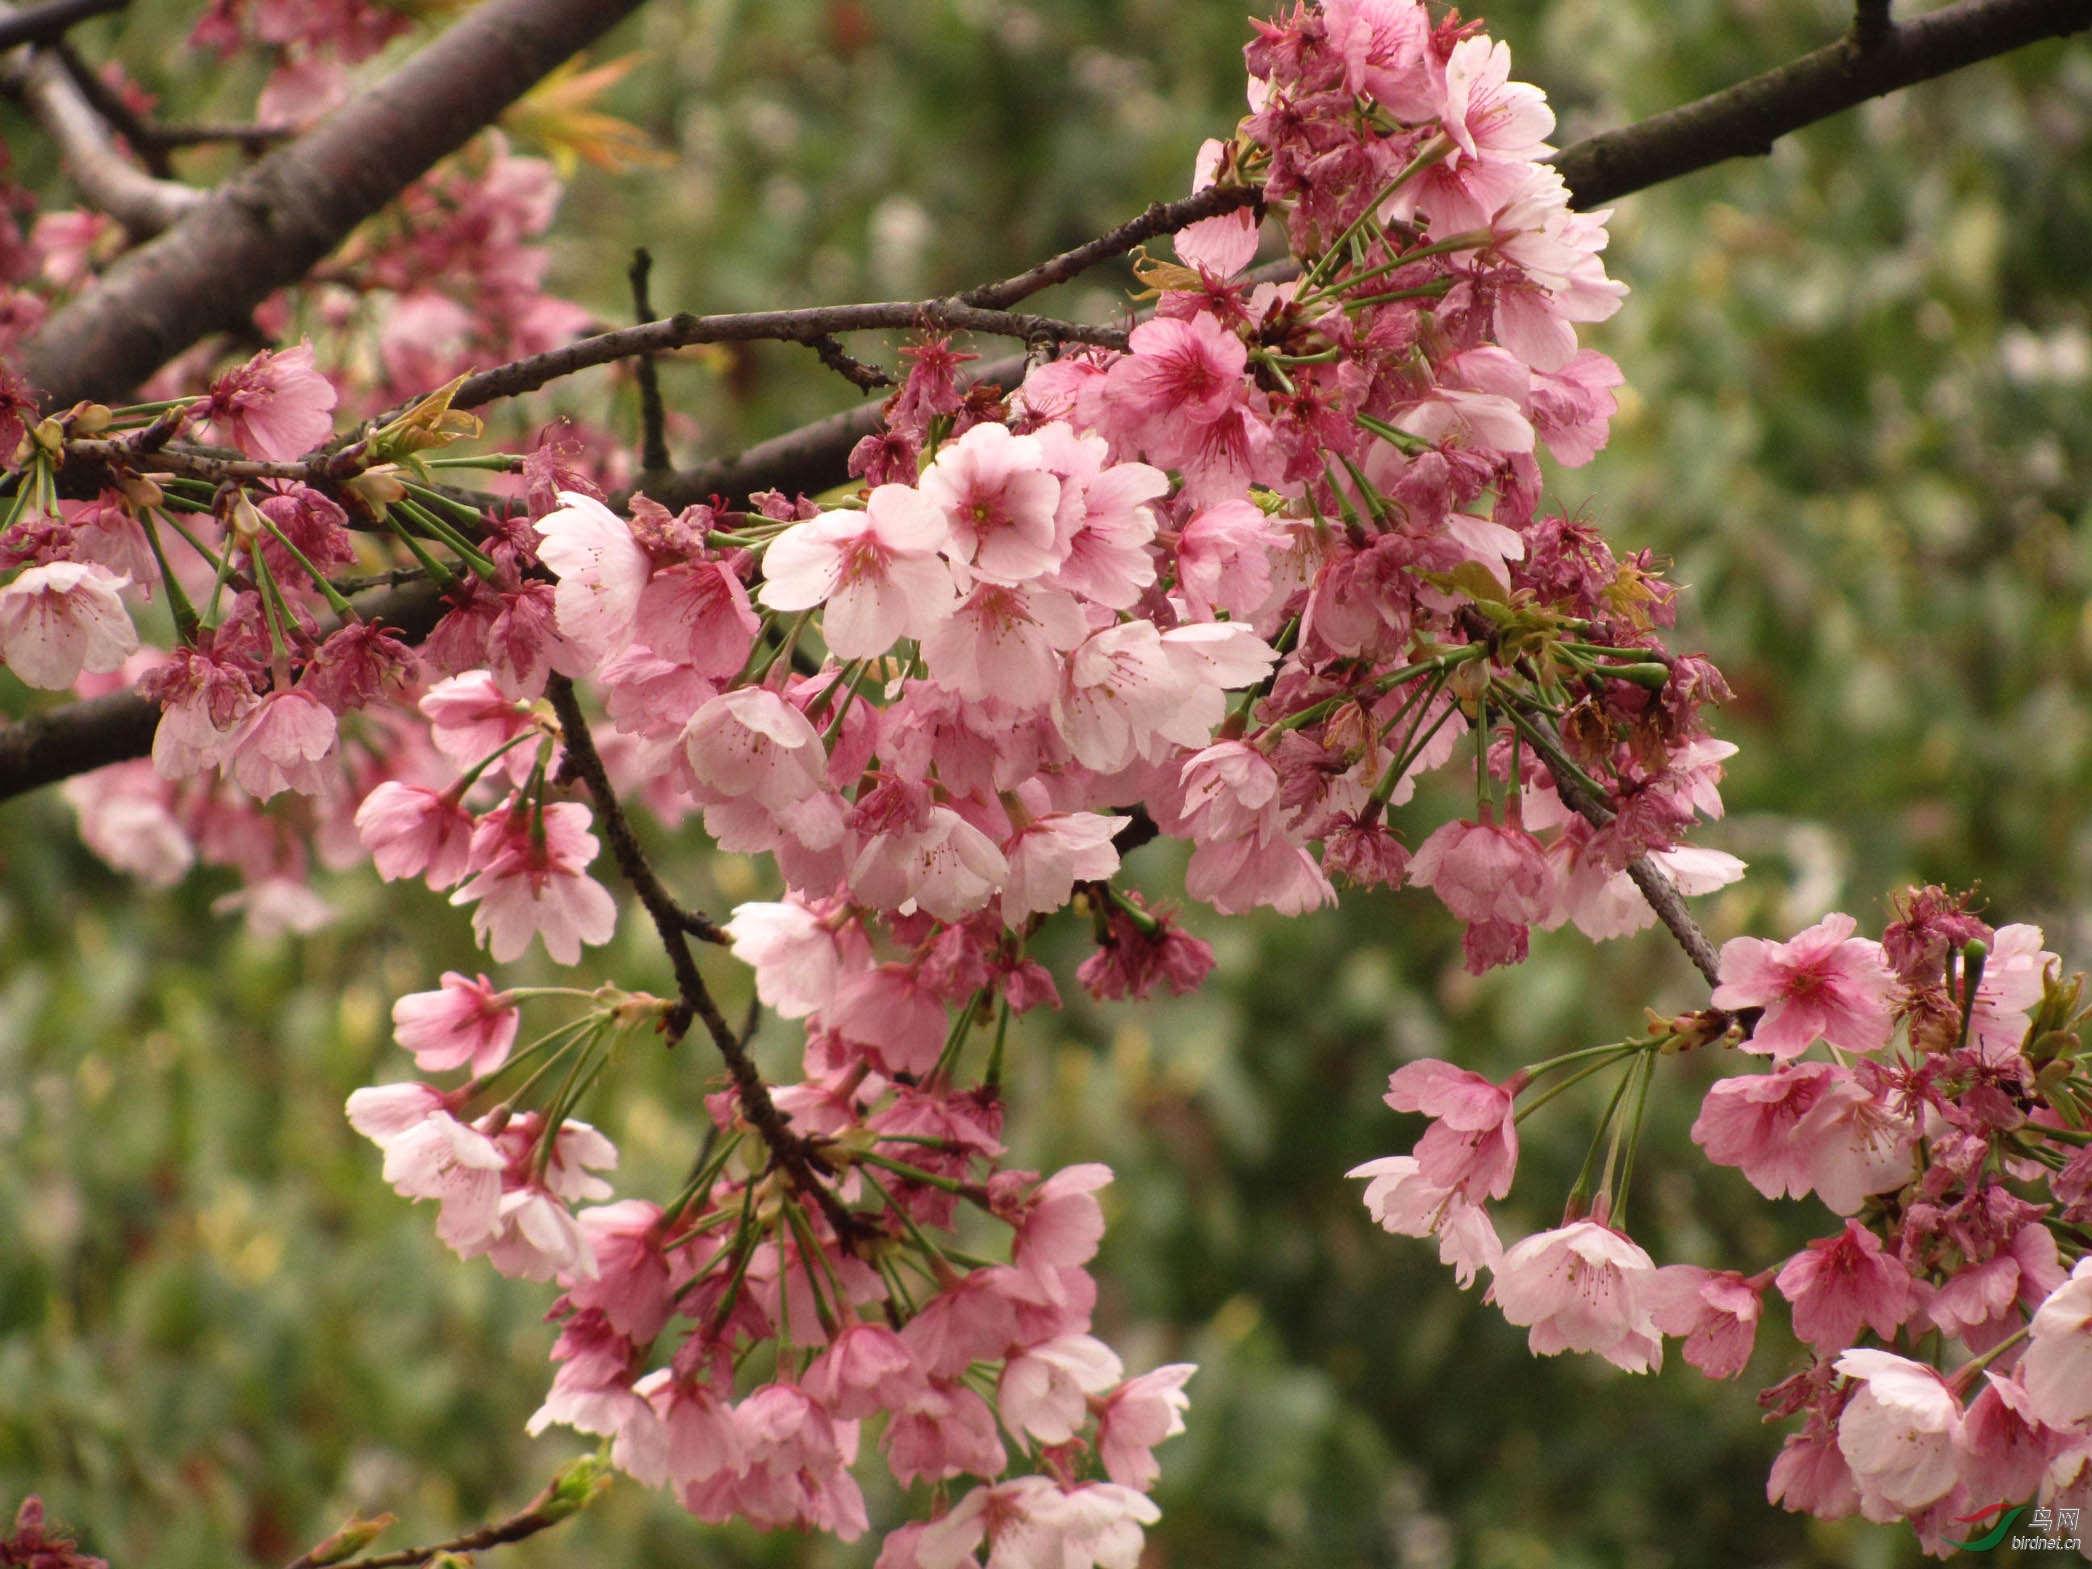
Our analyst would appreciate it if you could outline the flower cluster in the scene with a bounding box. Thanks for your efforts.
[4,0,1762,1559]
[1356,887,2092,1556]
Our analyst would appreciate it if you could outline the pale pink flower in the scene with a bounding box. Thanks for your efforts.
[1648,1265,1763,1380]
[919,577,1088,708]
[1185,828,1336,917]
[1690,1062,1839,1201]
[682,687,828,807]
[759,484,956,658]
[206,340,337,460]
[633,1371,742,1492]
[1000,807,1123,925]
[916,1478,1159,1569]
[420,671,537,782]
[1833,1349,1963,1522]
[1349,1153,1501,1287]
[722,896,859,1019]
[1775,1219,1913,1352]
[2023,1257,2092,1430]
[1440,35,1555,169]
[391,971,518,1075]
[880,1378,1006,1486]
[1176,498,1287,618]
[355,779,474,887]
[1487,1219,1662,1372]
[687,1383,867,1541]
[634,559,762,679]
[1408,812,1553,926]
[803,1323,927,1421]
[533,491,650,663]
[999,1332,1124,1444]
[63,761,194,887]
[1383,1059,1522,1203]
[1097,1363,1194,1491]
[0,561,138,688]
[1969,922,2059,1062]
[1710,912,1899,1060]
[848,804,1008,923]
[451,799,618,963]
[226,688,337,799]
[1791,1075,1917,1215]
[918,421,1063,583]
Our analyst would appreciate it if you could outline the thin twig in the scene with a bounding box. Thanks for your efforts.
[52,39,171,177]
[421,300,1126,417]
[1506,702,1725,988]
[626,246,671,474]
[808,333,894,391]
[959,182,1262,310]
[543,675,872,1249]
[282,1476,587,1569]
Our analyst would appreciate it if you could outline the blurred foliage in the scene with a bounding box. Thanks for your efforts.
[1,1,2089,1567]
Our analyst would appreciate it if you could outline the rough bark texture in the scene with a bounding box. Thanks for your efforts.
[16,0,648,407]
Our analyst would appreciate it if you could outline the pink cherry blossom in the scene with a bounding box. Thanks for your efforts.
[450,798,618,964]
[880,1378,1006,1487]
[1648,1265,1763,1380]
[1383,1058,1522,1203]
[205,340,337,460]
[918,422,1063,583]
[1774,1219,1913,1352]
[1832,1349,1963,1522]
[759,485,956,658]
[391,971,518,1075]
[534,491,650,664]
[682,686,829,807]
[355,780,475,887]
[1487,1219,1662,1372]
[1097,1363,1195,1490]
[226,688,338,799]
[1689,1061,1839,1201]
[1349,1153,1501,1287]
[1407,811,1553,927]
[1000,806,1123,925]
[0,561,139,688]
[998,1332,1123,1444]
[1710,912,1899,1060]
[2023,1257,2092,1429]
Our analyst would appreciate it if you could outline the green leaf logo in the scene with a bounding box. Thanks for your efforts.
[1945,1505,2025,1552]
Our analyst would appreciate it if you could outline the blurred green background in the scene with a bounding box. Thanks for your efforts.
[2,1,2089,1565]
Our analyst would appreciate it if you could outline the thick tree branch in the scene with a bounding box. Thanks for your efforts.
[3,36,204,235]
[16,0,648,408]
[0,0,124,53]
[1550,0,2092,209]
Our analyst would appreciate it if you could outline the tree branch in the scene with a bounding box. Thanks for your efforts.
[3,30,204,236]
[16,0,649,408]
[1550,0,2091,209]
[544,676,871,1248]
[425,301,1124,418]
[958,183,1261,310]
[0,0,125,53]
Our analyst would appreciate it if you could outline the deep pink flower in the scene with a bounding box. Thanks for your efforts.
[205,340,337,460]
[1775,1219,1912,1352]
[1710,912,1899,1060]
[1648,1265,1763,1380]
[1408,811,1554,926]
[1383,1059,1522,1203]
